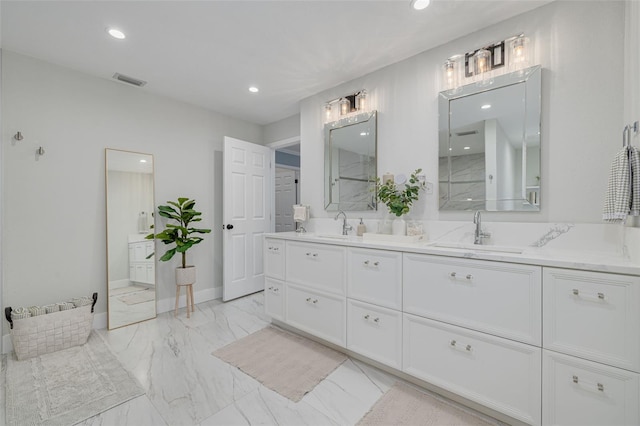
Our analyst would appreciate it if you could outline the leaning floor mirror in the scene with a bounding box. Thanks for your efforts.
[105,148,157,329]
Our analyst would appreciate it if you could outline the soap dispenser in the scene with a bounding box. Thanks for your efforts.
[357,218,366,236]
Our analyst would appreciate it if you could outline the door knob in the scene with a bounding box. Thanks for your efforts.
[226,224,234,230]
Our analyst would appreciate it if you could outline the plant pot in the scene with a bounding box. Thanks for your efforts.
[392,216,406,236]
[176,266,196,286]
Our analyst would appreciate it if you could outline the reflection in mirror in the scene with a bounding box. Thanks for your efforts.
[324,111,377,211]
[439,65,541,211]
[105,149,157,329]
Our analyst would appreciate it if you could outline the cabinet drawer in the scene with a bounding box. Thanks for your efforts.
[347,300,402,369]
[543,268,640,372]
[543,350,640,426]
[265,278,285,321]
[348,248,402,310]
[286,241,346,295]
[403,254,541,345]
[286,283,346,347]
[264,238,285,280]
[403,313,541,425]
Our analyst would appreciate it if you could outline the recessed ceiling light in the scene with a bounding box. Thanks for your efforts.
[360,132,368,136]
[139,159,147,163]
[107,28,126,40]
[464,146,471,150]
[481,104,492,109]
[410,0,430,10]
[249,86,259,93]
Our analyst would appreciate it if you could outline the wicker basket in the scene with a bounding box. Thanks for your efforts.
[4,293,97,361]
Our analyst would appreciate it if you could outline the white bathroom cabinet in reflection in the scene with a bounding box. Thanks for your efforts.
[128,237,155,285]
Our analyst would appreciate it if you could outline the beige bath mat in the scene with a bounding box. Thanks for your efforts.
[118,289,155,305]
[358,383,498,426]
[109,285,147,296]
[213,326,347,402]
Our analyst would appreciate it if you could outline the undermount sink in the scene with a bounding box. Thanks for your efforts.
[316,234,350,240]
[427,241,524,254]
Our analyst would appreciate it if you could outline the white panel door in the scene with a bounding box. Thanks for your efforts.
[275,168,296,232]
[223,137,272,301]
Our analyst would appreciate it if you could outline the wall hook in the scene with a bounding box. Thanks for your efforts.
[36,147,45,156]
[14,132,23,141]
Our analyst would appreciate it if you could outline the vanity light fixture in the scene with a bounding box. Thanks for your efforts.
[107,28,126,40]
[508,34,530,72]
[355,90,367,112]
[325,103,332,121]
[248,86,259,93]
[473,48,492,85]
[410,0,430,10]
[442,55,462,92]
[339,98,351,116]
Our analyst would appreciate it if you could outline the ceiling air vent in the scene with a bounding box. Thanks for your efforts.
[112,73,147,87]
[454,130,479,137]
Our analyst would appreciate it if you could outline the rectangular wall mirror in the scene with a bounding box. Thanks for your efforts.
[105,148,157,329]
[438,65,541,211]
[324,110,377,211]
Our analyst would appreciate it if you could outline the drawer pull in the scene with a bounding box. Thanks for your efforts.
[374,261,380,266]
[364,260,380,267]
[364,260,370,265]
[313,253,318,257]
[268,286,273,290]
[373,317,380,323]
[450,272,456,278]
[572,289,605,301]
[312,299,318,304]
[449,340,473,352]
[364,314,370,320]
[466,274,473,280]
[572,375,604,392]
[273,288,279,293]
[363,314,381,324]
[306,297,311,302]
[306,252,311,256]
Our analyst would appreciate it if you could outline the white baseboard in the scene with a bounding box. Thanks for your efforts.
[2,286,222,355]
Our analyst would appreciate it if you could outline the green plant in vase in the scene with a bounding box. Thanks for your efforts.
[375,168,426,235]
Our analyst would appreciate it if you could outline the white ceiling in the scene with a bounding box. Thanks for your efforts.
[1,0,552,126]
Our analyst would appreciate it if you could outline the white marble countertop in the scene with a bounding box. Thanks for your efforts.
[265,231,640,276]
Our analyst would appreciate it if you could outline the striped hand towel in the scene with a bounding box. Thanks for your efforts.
[603,146,640,222]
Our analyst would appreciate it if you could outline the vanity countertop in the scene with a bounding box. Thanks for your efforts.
[265,232,640,276]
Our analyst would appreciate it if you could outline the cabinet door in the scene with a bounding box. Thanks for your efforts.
[543,350,640,426]
[347,300,402,369]
[543,268,640,372]
[348,248,402,310]
[264,238,285,280]
[286,283,346,347]
[286,241,346,295]
[264,278,285,321]
[404,253,541,345]
[403,313,541,425]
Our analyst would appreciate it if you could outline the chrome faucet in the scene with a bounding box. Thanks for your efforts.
[334,211,352,235]
[473,210,491,244]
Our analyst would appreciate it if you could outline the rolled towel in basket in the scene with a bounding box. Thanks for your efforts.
[70,296,93,307]
[28,306,46,317]
[57,302,75,311]
[43,304,58,314]
[11,307,31,320]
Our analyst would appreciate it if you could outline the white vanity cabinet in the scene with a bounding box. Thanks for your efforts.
[542,268,640,426]
[404,253,542,345]
[262,234,640,426]
[128,239,155,285]
[403,313,542,425]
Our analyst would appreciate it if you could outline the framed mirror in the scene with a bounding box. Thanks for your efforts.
[438,65,541,211]
[105,149,157,329]
[324,110,377,211]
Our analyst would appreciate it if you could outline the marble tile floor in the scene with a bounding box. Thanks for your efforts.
[108,285,157,329]
[1,292,502,426]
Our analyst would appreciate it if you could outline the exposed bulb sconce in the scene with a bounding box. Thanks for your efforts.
[339,98,351,116]
[508,34,530,71]
[442,56,462,92]
[325,103,332,121]
[14,131,24,141]
[355,90,367,112]
[473,48,493,85]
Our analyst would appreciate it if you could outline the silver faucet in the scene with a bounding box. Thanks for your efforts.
[334,211,352,235]
[473,210,491,244]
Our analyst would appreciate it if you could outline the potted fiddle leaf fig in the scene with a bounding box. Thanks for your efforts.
[146,197,211,286]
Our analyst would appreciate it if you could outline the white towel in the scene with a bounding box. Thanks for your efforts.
[293,205,309,222]
[603,146,639,222]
